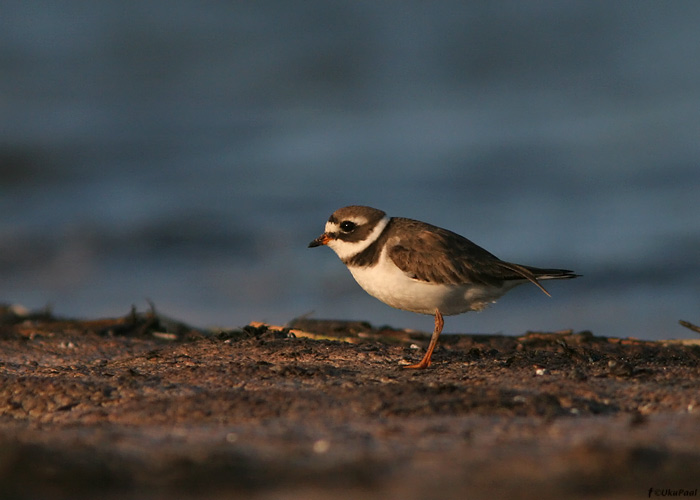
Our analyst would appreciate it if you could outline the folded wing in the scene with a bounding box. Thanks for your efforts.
[387,218,577,295]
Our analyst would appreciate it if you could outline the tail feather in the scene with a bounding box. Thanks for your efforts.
[497,262,580,297]
[528,267,580,280]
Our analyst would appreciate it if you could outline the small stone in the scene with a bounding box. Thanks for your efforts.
[312,439,330,454]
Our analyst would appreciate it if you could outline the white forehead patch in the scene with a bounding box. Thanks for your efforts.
[324,216,368,234]
[326,215,389,262]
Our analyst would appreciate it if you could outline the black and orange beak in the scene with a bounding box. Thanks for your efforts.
[308,233,331,248]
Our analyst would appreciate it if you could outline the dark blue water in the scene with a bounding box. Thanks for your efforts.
[2,2,698,339]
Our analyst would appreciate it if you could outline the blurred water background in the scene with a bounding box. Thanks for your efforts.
[1,2,698,340]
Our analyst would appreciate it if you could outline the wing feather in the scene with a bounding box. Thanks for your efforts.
[386,218,577,295]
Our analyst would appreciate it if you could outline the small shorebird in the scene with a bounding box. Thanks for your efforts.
[309,205,578,369]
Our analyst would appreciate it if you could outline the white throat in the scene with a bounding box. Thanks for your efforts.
[326,216,390,262]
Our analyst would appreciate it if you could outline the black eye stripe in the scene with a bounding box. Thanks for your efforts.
[340,221,356,232]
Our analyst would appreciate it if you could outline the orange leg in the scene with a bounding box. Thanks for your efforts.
[403,309,444,369]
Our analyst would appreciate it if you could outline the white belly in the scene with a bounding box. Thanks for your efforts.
[347,254,520,316]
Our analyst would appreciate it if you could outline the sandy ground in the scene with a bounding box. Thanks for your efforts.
[1,306,699,500]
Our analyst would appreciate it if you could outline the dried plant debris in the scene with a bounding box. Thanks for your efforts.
[679,319,700,335]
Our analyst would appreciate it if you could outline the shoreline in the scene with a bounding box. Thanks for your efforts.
[1,307,699,499]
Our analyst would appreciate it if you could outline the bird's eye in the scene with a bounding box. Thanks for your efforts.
[340,220,356,233]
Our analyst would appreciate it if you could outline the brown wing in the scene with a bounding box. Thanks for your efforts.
[386,218,563,295]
